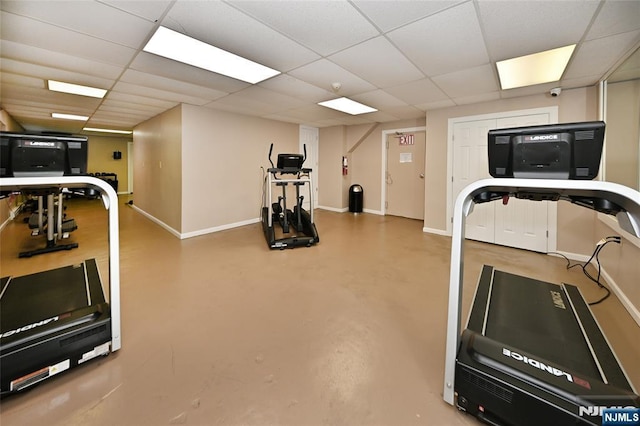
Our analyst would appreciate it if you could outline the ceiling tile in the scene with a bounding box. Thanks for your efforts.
[1,0,156,48]
[586,0,640,40]
[387,2,488,77]
[352,0,464,32]
[99,0,173,22]
[228,0,379,56]
[432,64,498,98]
[164,1,320,72]
[289,59,377,97]
[111,81,211,106]
[453,92,500,106]
[129,52,250,94]
[384,78,449,105]
[1,85,103,110]
[1,11,137,66]
[106,91,178,110]
[1,58,114,90]
[351,90,408,109]
[564,30,640,80]
[1,40,123,80]
[416,99,456,111]
[329,36,424,88]
[477,0,600,60]
[119,69,229,101]
[258,75,335,103]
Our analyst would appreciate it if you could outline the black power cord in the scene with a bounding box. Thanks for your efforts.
[553,236,621,305]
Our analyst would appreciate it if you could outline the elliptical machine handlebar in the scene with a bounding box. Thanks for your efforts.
[268,143,275,169]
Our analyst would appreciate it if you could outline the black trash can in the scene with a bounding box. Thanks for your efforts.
[349,184,363,213]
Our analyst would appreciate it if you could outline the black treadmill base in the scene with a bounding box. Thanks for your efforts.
[18,242,79,258]
[0,259,112,394]
[455,265,639,426]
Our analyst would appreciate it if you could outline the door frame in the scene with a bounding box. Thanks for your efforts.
[127,141,133,194]
[380,126,426,215]
[299,125,319,209]
[446,107,558,251]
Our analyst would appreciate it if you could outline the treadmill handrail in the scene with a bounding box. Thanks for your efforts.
[443,178,640,405]
[0,176,121,352]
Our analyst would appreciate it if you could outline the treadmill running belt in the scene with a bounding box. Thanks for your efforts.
[484,270,601,379]
[1,263,90,332]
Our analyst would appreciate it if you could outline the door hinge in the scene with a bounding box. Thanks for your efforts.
[386,140,389,149]
[385,201,388,209]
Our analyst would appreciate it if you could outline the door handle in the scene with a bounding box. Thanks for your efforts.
[419,173,425,179]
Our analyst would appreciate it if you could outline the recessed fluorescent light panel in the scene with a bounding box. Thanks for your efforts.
[84,127,132,135]
[318,97,377,115]
[52,113,89,121]
[143,26,280,84]
[48,80,107,98]
[496,44,576,90]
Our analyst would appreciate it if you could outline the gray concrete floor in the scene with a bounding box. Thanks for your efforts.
[1,197,638,425]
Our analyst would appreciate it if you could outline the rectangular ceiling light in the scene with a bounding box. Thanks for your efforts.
[52,112,89,121]
[496,44,576,90]
[143,26,280,84]
[48,80,107,98]
[318,97,377,115]
[84,127,132,135]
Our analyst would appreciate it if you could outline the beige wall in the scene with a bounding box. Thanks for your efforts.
[0,110,25,225]
[181,104,298,234]
[133,105,183,232]
[317,125,347,209]
[87,135,131,193]
[424,87,599,254]
[0,109,24,132]
[596,219,640,320]
[606,80,640,190]
[318,118,425,212]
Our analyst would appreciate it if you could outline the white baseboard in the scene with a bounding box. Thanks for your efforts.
[600,265,640,327]
[363,208,383,215]
[317,205,348,213]
[130,205,181,238]
[423,227,449,236]
[550,250,592,263]
[181,218,260,239]
[131,205,261,240]
[1,201,24,232]
[550,251,640,327]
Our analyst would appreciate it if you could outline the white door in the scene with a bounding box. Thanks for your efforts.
[451,110,555,252]
[452,119,496,242]
[493,115,551,252]
[385,130,426,219]
[299,125,318,210]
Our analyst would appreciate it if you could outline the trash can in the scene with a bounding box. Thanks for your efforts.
[349,184,363,213]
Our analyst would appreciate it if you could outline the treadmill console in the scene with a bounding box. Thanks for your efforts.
[488,121,605,180]
[0,132,88,178]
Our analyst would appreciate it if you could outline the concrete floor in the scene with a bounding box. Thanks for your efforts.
[1,197,638,425]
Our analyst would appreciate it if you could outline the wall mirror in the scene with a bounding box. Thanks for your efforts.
[604,45,640,191]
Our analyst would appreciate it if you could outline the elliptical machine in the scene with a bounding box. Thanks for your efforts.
[261,144,319,249]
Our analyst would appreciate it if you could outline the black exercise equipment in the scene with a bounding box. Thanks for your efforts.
[261,144,319,249]
[0,134,122,395]
[443,121,640,425]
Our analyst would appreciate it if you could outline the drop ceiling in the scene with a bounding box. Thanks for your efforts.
[1,0,639,135]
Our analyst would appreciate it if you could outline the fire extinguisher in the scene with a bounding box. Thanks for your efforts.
[342,156,348,175]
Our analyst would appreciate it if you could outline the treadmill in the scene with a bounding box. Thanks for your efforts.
[442,121,640,425]
[0,134,121,395]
